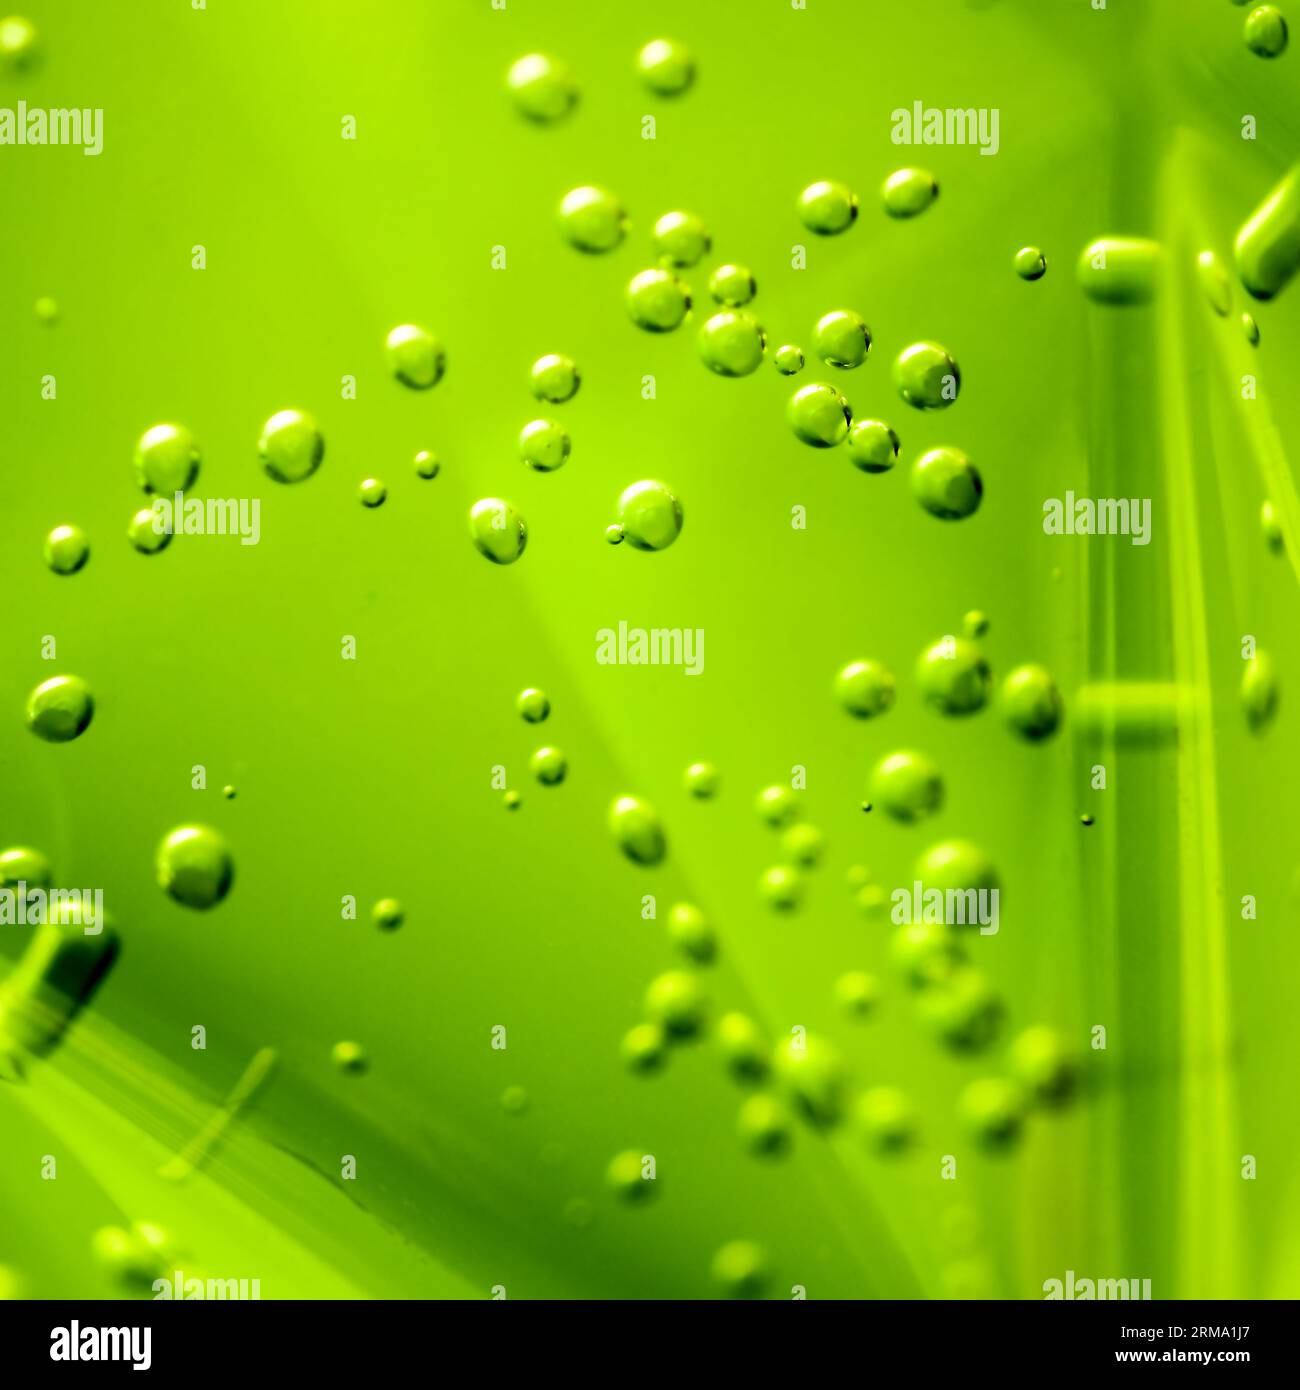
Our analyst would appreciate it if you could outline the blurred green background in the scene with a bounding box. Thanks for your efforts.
[1,0,1298,1299]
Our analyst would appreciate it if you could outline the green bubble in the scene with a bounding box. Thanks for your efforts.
[774,343,805,375]
[913,839,1000,901]
[963,609,989,637]
[386,323,446,390]
[259,408,324,484]
[26,674,94,743]
[812,309,871,369]
[606,1149,657,1203]
[759,864,805,912]
[668,902,717,964]
[711,1240,769,1299]
[891,920,963,989]
[637,37,694,95]
[894,340,960,410]
[529,353,581,404]
[1013,245,1047,280]
[626,267,691,331]
[134,422,200,494]
[609,794,667,865]
[332,1040,369,1074]
[960,1076,1027,1150]
[846,419,899,473]
[833,659,894,719]
[1077,236,1160,306]
[0,845,52,891]
[91,1225,167,1287]
[787,382,852,447]
[468,498,527,565]
[683,760,720,797]
[755,784,801,827]
[500,1084,529,1116]
[503,789,522,811]
[519,417,571,472]
[644,969,706,1038]
[920,967,1004,1052]
[127,507,171,554]
[774,1032,846,1127]
[737,1094,793,1158]
[698,310,765,376]
[506,52,578,124]
[917,636,992,715]
[1195,250,1232,316]
[652,209,710,267]
[716,1012,770,1083]
[516,687,550,723]
[34,294,58,324]
[372,897,404,930]
[414,449,441,480]
[616,479,683,550]
[156,824,233,909]
[1244,4,1288,57]
[798,179,858,235]
[1242,651,1278,734]
[530,745,568,785]
[1235,165,1300,301]
[0,16,38,71]
[708,262,756,307]
[358,477,387,507]
[1008,1026,1078,1108]
[834,969,880,1019]
[1001,664,1064,740]
[912,447,982,520]
[1261,499,1284,554]
[882,167,938,218]
[43,524,89,575]
[560,185,627,254]
[621,1021,668,1075]
[605,523,625,545]
[1243,311,1261,346]
[782,823,825,868]
[871,749,944,823]
[854,1086,916,1153]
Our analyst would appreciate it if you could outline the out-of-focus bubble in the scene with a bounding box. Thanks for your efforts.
[916,636,992,715]
[506,52,578,123]
[710,1241,770,1299]
[1242,651,1278,734]
[530,745,568,785]
[637,37,695,96]
[834,659,895,719]
[759,864,805,912]
[644,969,706,1038]
[960,1076,1027,1150]
[755,784,801,827]
[667,902,716,964]
[853,1086,916,1153]
[332,1040,368,1075]
[737,1094,793,1158]
[774,1032,846,1128]
[870,749,944,823]
[683,760,720,798]
[834,970,880,1019]
[621,1021,668,1075]
[372,898,404,931]
[1244,5,1288,58]
[716,1012,769,1083]
[1001,664,1064,740]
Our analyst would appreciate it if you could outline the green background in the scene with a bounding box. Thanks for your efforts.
[1,0,1298,1299]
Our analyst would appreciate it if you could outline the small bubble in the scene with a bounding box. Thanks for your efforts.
[414,449,441,479]
[530,745,568,785]
[854,1087,916,1154]
[960,1076,1027,1150]
[506,52,578,124]
[222,785,237,800]
[127,507,171,555]
[1244,5,1288,58]
[652,209,710,267]
[259,409,324,484]
[913,839,999,900]
[26,674,94,743]
[609,795,666,865]
[708,263,756,307]
[759,864,804,912]
[626,267,691,331]
[683,760,720,798]
[1236,166,1300,300]
[34,294,58,324]
[0,16,39,71]
[717,1012,770,1083]
[963,609,989,637]
[564,1196,595,1228]
[711,1241,770,1299]
[882,167,938,219]
[621,1021,668,1075]
[912,447,982,520]
[529,353,581,404]
[773,343,805,376]
[916,636,992,716]
[135,423,200,494]
[870,749,944,823]
[516,687,550,723]
[698,310,765,376]
[332,1041,368,1075]
[798,179,858,236]
[1013,245,1047,281]
[755,784,801,827]
[846,419,898,473]
[812,309,871,368]
[894,341,960,410]
[385,324,446,391]
[834,659,895,719]
[774,1031,845,1126]
[156,824,233,909]
[891,921,962,990]
[560,185,627,254]
[1080,813,1094,827]
[519,417,571,472]
[469,498,527,565]
[1242,651,1278,734]
[1261,499,1284,554]
[1195,250,1232,317]
[1242,312,1261,346]
[43,524,89,575]
[921,967,1004,1052]
[504,789,522,811]
[787,382,851,447]
[372,897,404,931]
[616,479,683,550]
[637,37,694,96]
[644,969,706,1038]
[1009,1026,1078,1108]
[358,477,387,507]
[606,1149,658,1204]
[1077,237,1160,306]
[835,970,880,1020]
[667,902,717,964]
[604,523,625,545]
[500,1084,529,1116]
[737,1094,793,1158]
[782,823,825,868]
[1001,664,1064,740]
[0,845,52,890]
